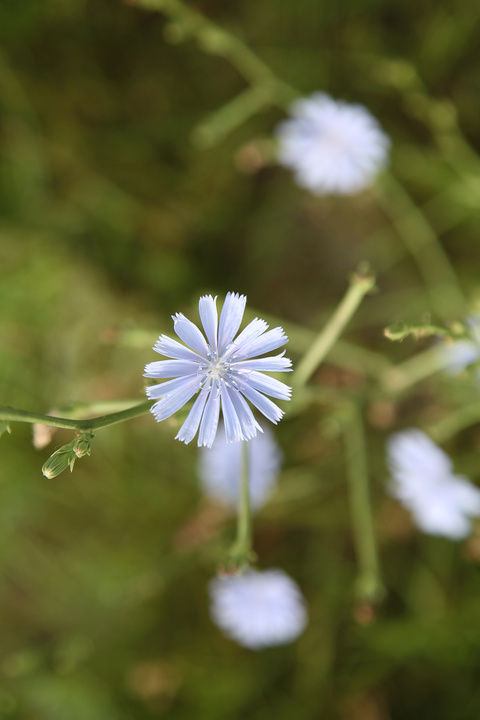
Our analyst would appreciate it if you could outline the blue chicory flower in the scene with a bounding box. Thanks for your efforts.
[198,422,282,511]
[386,428,480,539]
[275,92,390,196]
[144,293,292,448]
[209,568,307,649]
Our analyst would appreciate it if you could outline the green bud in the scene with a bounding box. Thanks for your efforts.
[73,432,94,458]
[0,421,11,438]
[42,447,76,479]
[41,439,78,478]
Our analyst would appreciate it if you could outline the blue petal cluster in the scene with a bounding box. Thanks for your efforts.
[209,569,307,649]
[387,429,480,539]
[198,422,282,511]
[275,92,390,196]
[144,293,292,448]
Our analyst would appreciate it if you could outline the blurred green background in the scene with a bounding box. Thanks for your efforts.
[1,0,480,717]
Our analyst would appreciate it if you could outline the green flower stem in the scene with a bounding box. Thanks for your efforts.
[293,269,376,389]
[132,0,296,107]
[428,402,480,444]
[380,344,448,395]
[0,400,153,432]
[376,172,466,319]
[226,443,255,571]
[344,403,384,604]
[192,86,274,148]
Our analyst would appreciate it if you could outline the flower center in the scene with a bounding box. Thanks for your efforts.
[199,350,234,390]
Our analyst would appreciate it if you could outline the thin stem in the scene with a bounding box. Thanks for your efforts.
[293,269,376,389]
[192,86,273,148]
[344,403,384,604]
[428,402,480,444]
[0,400,153,432]
[226,442,255,571]
[380,344,448,395]
[131,0,296,107]
[376,172,466,319]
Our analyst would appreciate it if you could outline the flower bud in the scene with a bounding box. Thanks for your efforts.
[42,444,77,479]
[73,432,94,458]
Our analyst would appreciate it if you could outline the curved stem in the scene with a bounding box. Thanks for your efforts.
[0,400,153,432]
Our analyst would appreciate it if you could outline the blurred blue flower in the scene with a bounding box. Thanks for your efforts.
[144,293,292,448]
[209,568,307,649]
[275,92,390,195]
[198,422,282,511]
[387,429,480,539]
[440,315,480,377]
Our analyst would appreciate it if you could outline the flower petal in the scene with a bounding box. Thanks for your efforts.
[144,359,200,378]
[234,327,288,360]
[220,385,244,443]
[222,318,268,361]
[198,392,221,448]
[226,386,262,440]
[242,371,292,400]
[218,292,247,353]
[176,386,210,444]
[154,335,203,362]
[235,379,284,423]
[146,375,200,400]
[173,313,209,357]
[199,295,218,351]
[233,353,292,373]
[149,376,200,422]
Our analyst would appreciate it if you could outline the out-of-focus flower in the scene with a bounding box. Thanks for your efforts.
[209,569,307,649]
[198,422,282,511]
[440,316,480,377]
[275,92,390,195]
[386,429,480,539]
[144,293,292,448]
[33,422,56,450]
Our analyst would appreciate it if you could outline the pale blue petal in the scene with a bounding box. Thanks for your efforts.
[154,335,203,362]
[149,376,200,422]
[233,353,292,373]
[227,387,262,440]
[222,318,268,361]
[209,569,307,649]
[244,371,292,400]
[146,374,200,400]
[234,327,288,360]
[442,340,480,375]
[387,429,452,478]
[176,386,210,444]
[199,295,218,351]
[173,313,209,357]
[218,292,247,354]
[144,359,200,378]
[220,386,244,442]
[235,379,284,423]
[198,423,280,511]
[198,392,221,448]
